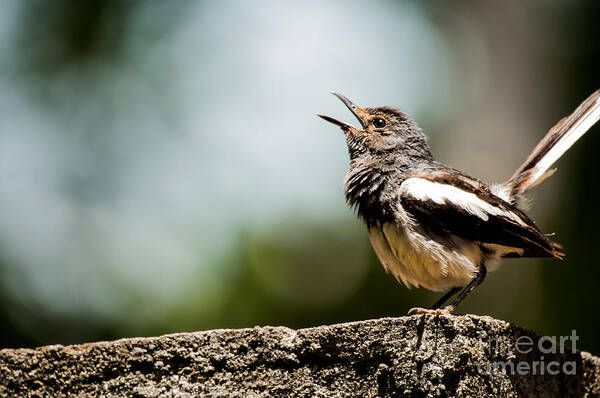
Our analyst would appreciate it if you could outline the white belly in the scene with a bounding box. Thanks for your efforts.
[367,222,491,292]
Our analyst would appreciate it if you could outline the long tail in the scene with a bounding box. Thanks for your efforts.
[504,89,600,203]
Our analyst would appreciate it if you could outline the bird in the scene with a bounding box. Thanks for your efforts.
[318,90,600,314]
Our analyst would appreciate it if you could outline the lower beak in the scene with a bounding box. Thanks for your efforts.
[317,114,356,131]
[317,92,366,131]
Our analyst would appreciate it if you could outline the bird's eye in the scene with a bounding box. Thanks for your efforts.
[372,118,386,129]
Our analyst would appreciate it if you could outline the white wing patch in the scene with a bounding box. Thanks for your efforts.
[400,178,527,226]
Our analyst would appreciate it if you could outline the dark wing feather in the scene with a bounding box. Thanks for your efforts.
[401,170,563,259]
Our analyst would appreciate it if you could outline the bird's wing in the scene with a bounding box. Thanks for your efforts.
[399,170,563,259]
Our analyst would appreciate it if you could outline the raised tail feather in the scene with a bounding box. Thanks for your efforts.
[505,89,600,203]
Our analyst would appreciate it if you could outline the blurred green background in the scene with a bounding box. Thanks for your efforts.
[1,0,599,353]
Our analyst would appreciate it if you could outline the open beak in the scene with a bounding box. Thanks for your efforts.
[317,92,366,131]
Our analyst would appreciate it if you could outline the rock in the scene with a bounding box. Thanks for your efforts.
[1,315,598,397]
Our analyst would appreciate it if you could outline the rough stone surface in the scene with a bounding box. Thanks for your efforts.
[1,315,599,397]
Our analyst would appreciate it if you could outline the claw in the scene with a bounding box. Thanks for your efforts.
[408,305,455,316]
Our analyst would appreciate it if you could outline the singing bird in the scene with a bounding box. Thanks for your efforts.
[318,90,600,314]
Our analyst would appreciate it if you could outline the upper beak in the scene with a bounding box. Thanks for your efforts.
[317,92,366,131]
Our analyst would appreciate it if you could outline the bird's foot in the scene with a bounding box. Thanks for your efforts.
[408,305,455,316]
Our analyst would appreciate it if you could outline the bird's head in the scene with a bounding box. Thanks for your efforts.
[318,92,431,163]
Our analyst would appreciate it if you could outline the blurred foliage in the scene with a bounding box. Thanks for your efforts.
[1,0,600,356]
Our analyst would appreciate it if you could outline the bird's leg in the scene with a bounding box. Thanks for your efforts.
[431,287,461,309]
[408,265,487,316]
[444,264,488,312]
